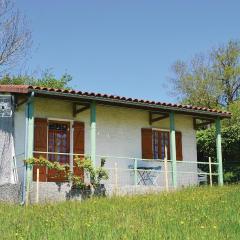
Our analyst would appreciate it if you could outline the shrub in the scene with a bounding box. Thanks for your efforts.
[197,124,240,182]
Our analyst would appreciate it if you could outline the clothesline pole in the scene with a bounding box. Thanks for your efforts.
[114,162,118,194]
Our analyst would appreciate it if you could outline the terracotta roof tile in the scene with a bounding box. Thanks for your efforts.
[0,84,231,117]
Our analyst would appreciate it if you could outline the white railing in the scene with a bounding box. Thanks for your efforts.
[30,151,218,188]
[15,151,220,204]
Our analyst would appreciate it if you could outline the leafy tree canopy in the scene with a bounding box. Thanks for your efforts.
[227,100,240,125]
[0,70,72,89]
[171,40,240,109]
[171,40,240,183]
[197,125,240,182]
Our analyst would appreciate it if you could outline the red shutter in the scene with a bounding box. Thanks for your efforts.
[73,121,85,178]
[33,118,48,182]
[141,128,153,159]
[176,131,183,161]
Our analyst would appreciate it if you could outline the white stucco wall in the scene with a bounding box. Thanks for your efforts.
[15,97,198,193]
[14,104,26,185]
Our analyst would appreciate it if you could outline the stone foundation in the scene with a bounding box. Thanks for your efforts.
[0,183,22,204]
[29,182,169,203]
[106,184,168,196]
[30,182,81,203]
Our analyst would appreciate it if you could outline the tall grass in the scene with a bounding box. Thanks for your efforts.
[0,185,239,239]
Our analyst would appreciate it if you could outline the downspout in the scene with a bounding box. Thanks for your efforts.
[21,92,34,205]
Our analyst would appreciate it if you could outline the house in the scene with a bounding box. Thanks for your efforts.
[0,85,231,203]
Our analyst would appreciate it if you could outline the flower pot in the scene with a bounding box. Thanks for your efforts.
[94,184,106,197]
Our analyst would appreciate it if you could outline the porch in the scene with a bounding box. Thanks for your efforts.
[26,152,219,203]
[22,93,224,203]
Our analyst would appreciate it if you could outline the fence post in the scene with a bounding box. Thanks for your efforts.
[208,157,213,187]
[164,146,169,191]
[134,158,138,186]
[114,162,118,194]
[36,168,39,203]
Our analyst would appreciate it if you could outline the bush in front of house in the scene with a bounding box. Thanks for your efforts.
[26,156,109,198]
[197,124,240,183]
[70,157,109,198]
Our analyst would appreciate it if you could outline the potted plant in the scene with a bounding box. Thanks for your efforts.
[68,157,109,199]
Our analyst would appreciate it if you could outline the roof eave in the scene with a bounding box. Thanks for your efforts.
[29,89,231,119]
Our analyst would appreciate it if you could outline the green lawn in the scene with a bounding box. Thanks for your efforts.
[0,185,239,240]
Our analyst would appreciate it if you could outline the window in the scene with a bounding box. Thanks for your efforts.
[153,130,170,160]
[48,122,70,164]
[142,128,183,160]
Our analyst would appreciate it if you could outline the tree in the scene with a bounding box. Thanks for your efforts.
[171,54,221,108]
[197,125,240,183]
[228,100,240,125]
[212,41,240,106]
[171,40,240,183]
[0,0,31,74]
[0,70,72,89]
[171,40,240,109]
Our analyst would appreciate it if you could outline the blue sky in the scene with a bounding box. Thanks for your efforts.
[16,1,240,103]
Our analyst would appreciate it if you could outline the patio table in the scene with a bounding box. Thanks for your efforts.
[129,165,161,185]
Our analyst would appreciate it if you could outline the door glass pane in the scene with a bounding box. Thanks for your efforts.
[153,130,159,159]
[48,122,69,164]
[157,131,170,160]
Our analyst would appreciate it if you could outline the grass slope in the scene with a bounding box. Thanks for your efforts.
[0,185,239,240]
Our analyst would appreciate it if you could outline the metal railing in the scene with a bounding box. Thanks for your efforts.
[14,151,220,204]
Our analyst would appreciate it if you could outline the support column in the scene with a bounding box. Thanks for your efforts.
[27,100,34,159]
[216,117,223,186]
[170,112,177,189]
[70,121,74,173]
[90,101,96,166]
[25,95,34,205]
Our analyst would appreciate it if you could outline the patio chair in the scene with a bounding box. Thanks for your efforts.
[197,168,207,185]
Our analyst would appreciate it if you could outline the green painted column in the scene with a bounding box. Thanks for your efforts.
[90,101,96,166]
[27,100,34,159]
[170,112,177,189]
[26,97,34,205]
[216,117,224,186]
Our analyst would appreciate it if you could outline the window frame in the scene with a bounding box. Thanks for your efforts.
[141,127,183,161]
[47,120,71,182]
[152,128,170,160]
